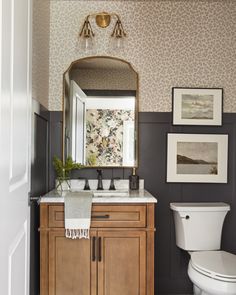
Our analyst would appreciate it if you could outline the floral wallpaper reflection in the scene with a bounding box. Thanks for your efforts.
[86,109,134,166]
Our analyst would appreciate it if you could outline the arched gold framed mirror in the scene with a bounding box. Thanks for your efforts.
[63,56,139,168]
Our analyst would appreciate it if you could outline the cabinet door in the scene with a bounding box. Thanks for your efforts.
[48,230,97,295]
[97,231,146,295]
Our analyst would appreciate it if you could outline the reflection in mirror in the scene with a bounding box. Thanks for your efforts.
[63,57,138,167]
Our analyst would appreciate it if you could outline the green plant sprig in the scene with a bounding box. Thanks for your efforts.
[53,156,83,179]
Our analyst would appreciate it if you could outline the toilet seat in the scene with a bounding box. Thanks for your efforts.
[190,251,236,282]
[188,262,236,295]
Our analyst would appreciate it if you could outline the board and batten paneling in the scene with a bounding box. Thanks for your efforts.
[138,112,236,294]
[30,101,50,295]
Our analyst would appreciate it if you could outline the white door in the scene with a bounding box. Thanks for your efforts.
[0,0,32,294]
[70,81,87,164]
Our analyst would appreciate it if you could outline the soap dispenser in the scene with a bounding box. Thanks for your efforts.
[129,168,139,190]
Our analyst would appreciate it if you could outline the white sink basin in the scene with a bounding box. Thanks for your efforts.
[68,189,129,197]
[92,190,129,197]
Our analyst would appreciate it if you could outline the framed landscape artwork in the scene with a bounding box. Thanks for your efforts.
[166,133,228,183]
[172,87,223,125]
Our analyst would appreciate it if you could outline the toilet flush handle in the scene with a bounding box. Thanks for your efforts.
[179,213,190,220]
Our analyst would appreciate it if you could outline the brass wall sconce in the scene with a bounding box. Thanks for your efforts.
[79,12,127,51]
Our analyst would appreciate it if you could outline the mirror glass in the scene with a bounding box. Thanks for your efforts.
[63,56,138,167]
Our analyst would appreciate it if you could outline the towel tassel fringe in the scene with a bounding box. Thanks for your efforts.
[65,228,90,239]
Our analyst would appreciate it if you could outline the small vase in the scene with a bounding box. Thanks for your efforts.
[55,178,71,192]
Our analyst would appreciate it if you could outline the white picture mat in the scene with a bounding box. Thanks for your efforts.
[173,88,222,125]
[167,134,228,183]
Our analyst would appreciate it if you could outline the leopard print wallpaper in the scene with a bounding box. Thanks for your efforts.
[32,0,50,108]
[47,0,236,112]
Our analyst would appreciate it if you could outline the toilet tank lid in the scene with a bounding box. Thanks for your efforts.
[170,202,230,212]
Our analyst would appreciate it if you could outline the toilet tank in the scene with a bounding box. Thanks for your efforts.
[170,203,230,251]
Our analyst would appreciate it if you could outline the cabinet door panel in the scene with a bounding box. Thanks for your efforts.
[49,230,97,295]
[97,231,146,295]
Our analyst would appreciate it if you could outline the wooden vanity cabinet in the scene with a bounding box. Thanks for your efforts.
[48,230,97,295]
[40,203,155,295]
[97,230,147,295]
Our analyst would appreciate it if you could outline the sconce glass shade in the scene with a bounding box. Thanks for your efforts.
[79,36,94,52]
[110,19,126,51]
[79,19,95,52]
[109,35,125,51]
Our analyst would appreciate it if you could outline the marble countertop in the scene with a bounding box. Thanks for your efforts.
[40,189,157,204]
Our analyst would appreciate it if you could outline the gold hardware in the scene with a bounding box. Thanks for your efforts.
[79,18,95,38]
[111,19,126,38]
[78,12,127,50]
[95,12,111,28]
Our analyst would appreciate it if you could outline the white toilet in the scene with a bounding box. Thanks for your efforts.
[170,202,236,295]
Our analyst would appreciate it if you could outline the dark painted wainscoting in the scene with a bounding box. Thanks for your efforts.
[37,111,236,295]
[30,104,63,295]
[30,102,49,295]
[138,113,236,294]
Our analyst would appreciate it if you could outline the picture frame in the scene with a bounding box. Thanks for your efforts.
[172,87,223,126]
[166,133,228,183]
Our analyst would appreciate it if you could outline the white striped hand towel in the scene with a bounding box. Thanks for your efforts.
[64,191,93,239]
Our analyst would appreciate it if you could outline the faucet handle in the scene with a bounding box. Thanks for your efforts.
[96,169,103,190]
[78,177,90,190]
[109,177,120,190]
[97,169,102,176]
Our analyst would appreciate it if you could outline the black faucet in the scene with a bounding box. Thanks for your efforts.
[97,169,104,190]
[78,177,90,190]
[109,177,120,190]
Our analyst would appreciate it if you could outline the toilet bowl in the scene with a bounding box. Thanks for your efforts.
[188,251,236,295]
[170,203,236,295]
